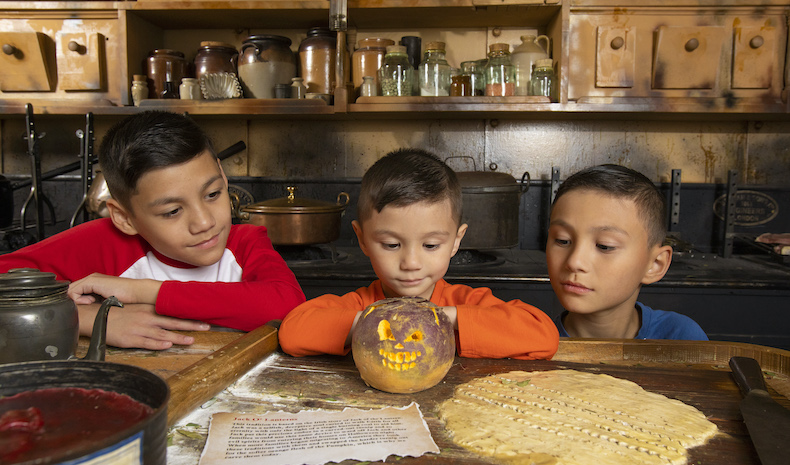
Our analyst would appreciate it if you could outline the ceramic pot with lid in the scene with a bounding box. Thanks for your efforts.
[0,268,123,364]
[238,35,296,99]
[298,27,337,95]
[234,186,350,245]
[455,169,530,250]
[146,49,189,99]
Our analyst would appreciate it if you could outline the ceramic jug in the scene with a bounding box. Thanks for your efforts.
[511,34,550,96]
[0,268,123,363]
[238,35,296,99]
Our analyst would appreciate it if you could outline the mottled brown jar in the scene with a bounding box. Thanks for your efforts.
[146,49,188,99]
[194,41,239,84]
[298,27,336,94]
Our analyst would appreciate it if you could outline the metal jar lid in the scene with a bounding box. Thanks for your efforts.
[242,187,350,214]
[242,35,292,47]
[457,171,523,194]
[0,268,69,300]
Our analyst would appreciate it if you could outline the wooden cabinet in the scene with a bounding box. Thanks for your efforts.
[0,7,125,105]
[0,0,788,116]
[567,3,788,111]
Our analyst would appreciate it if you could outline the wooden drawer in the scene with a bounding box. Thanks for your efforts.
[568,8,787,105]
[0,11,125,105]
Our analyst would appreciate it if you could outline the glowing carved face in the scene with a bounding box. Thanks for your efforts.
[352,297,456,393]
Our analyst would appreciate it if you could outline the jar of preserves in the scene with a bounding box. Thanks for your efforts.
[484,43,515,96]
[450,74,472,96]
[194,41,238,84]
[511,34,550,96]
[238,35,296,99]
[418,41,451,96]
[146,49,188,99]
[460,61,484,96]
[352,37,394,97]
[529,58,556,101]
[299,27,337,95]
[379,45,413,96]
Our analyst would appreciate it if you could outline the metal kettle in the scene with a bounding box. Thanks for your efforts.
[0,268,123,364]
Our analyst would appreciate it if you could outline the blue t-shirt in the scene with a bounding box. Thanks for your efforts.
[554,302,708,340]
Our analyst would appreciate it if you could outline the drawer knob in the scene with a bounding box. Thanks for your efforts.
[610,37,625,50]
[68,40,86,54]
[2,44,17,56]
[684,38,699,52]
[750,35,764,49]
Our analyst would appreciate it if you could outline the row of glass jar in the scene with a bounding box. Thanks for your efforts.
[363,41,556,101]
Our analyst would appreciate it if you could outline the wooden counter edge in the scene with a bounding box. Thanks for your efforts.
[166,323,279,426]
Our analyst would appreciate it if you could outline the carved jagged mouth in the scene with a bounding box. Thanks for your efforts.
[379,349,422,371]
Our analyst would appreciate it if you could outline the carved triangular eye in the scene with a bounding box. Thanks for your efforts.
[405,331,423,342]
[377,320,395,341]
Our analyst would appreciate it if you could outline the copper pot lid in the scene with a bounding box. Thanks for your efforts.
[242,187,350,214]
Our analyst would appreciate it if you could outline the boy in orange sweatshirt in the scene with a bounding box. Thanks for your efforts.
[279,148,558,359]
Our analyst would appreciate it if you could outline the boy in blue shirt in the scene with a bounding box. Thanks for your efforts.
[546,164,707,340]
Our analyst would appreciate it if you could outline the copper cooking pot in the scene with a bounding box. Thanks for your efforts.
[235,187,350,245]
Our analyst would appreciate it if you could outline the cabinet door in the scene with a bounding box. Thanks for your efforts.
[56,32,106,91]
[652,26,726,89]
[595,26,635,88]
[732,27,776,89]
[0,31,55,91]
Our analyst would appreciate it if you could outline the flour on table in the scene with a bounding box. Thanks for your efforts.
[438,370,718,465]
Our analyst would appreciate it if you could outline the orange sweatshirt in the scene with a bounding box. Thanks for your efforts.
[279,279,559,360]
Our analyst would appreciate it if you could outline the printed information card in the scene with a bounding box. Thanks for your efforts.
[198,402,439,465]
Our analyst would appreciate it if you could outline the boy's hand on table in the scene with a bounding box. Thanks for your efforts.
[78,303,210,350]
[439,306,458,330]
[68,273,162,305]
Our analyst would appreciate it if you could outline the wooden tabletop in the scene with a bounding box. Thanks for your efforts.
[81,334,790,464]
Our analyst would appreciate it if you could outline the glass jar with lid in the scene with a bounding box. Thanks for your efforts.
[529,58,556,102]
[352,37,395,97]
[418,41,451,96]
[484,43,515,96]
[460,60,484,96]
[379,45,413,96]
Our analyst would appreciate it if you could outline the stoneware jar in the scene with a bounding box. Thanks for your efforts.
[352,37,395,97]
[298,27,337,94]
[194,41,239,85]
[238,35,296,99]
[146,49,188,99]
[131,74,148,106]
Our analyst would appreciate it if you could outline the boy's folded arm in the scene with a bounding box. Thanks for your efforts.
[68,273,162,305]
[155,278,306,332]
[279,293,366,357]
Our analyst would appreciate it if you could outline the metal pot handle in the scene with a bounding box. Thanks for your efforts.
[444,155,477,172]
[520,171,531,194]
[336,191,350,206]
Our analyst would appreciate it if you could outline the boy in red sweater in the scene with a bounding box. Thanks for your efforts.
[0,111,305,349]
[279,148,558,359]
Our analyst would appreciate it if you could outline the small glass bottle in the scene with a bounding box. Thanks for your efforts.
[418,41,451,96]
[450,74,472,96]
[484,43,515,97]
[179,78,201,100]
[360,75,377,97]
[160,61,179,99]
[379,45,413,96]
[131,75,148,106]
[529,58,556,102]
[460,61,484,96]
[290,77,306,98]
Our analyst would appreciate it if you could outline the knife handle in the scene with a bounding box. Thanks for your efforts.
[730,356,768,395]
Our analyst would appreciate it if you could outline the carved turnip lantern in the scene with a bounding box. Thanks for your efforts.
[352,297,456,393]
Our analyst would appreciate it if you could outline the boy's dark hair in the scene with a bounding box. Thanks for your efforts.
[98,111,215,209]
[553,164,667,247]
[357,148,462,225]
